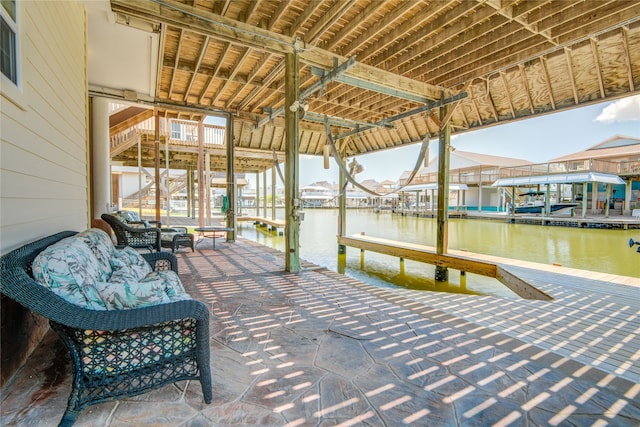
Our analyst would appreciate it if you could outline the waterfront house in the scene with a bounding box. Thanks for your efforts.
[398,151,532,212]
[549,135,640,213]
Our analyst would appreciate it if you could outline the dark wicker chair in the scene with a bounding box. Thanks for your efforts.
[101,213,161,252]
[0,231,212,426]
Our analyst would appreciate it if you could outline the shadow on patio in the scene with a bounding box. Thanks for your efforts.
[2,238,639,426]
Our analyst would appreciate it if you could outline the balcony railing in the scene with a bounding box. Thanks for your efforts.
[397,157,637,187]
[111,118,225,152]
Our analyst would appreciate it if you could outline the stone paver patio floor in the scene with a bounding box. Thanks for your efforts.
[2,238,639,426]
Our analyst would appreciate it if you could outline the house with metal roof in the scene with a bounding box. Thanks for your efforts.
[494,135,640,216]
[398,150,533,212]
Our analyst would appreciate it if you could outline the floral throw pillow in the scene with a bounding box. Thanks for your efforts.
[94,278,171,310]
[110,246,152,280]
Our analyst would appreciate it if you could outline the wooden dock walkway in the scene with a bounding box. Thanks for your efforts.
[338,234,552,300]
[237,215,285,234]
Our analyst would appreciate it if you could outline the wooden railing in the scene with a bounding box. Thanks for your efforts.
[111,118,226,153]
[398,157,637,187]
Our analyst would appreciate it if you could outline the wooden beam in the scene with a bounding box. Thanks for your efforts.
[621,26,635,92]
[435,98,451,281]
[198,42,232,105]
[564,48,579,104]
[338,235,496,278]
[305,0,355,43]
[284,51,301,273]
[184,35,210,102]
[590,38,606,98]
[500,72,516,118]
[110,0,445,101]
[485,77,500,121]
[167,28,183,98]
[322,0,387,50]
[539,57,556,110]
[519,64,535,114]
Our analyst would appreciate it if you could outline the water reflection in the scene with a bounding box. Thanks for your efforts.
[238,209,640,298]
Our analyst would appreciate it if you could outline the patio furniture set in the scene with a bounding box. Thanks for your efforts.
[101,212,195,253]
[101,211,234,252]
[0,212,236,425]
[0,228,212,426]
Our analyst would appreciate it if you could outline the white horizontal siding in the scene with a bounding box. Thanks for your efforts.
[0,1,88,253]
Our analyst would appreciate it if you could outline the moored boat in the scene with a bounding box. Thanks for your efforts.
[514,191,578,215]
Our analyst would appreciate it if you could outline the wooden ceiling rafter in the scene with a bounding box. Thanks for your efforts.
[167,27,183,98]
[184,34,209,102]
[539,57,556,110]
[563,47,579,105]
[209,2,263,107]
[590,37,606,99]
[621,26,635,92]
[108,0,640,165]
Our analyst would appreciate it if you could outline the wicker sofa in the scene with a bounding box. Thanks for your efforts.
[0,229,212,426]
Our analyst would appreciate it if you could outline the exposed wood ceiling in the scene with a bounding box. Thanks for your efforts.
[108,0,640,162]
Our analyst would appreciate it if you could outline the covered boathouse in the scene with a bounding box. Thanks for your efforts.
[1,1,640,425]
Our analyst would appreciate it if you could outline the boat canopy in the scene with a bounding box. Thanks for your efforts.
[492,172,625,187]
[399,183,469,192]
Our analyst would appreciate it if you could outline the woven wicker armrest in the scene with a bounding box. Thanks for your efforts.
[0,231,212,426]
[142,250,179,273]
[101,214,161,252]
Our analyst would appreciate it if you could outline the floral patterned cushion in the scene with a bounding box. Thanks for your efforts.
[94,278,172,310]
[75,228,115,281]
[142,270,191,301]
[33,230,190,311]
[110,246,152,280]
[114,210,150,227]
[32,236,106,310]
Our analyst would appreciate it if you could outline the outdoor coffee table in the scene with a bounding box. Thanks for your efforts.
[194,226,234,249]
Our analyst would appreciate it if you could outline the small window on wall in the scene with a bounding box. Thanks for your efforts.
[171,122,181,139]
[1,0,17,85]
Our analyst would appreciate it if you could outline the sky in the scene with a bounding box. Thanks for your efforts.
[244,94,640,189]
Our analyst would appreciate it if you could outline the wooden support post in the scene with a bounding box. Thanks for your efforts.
[226,113,236,240]
[545,184,551,216]
[198,119,205,227]
[435,98,451,282]
[360,249,365,269]
[271,166,276,220]
[255,171,260,214]
[285,51,301,272]
[605,183,611,218]
[186,168,192,218]
[337,159,347,274]
[582,182,588,219]
[263,169,268,218]
[206,152,211,224]
[399,257,405,275]
[154,113,161,224]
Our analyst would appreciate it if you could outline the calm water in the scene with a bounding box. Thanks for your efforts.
[237,209,640,298]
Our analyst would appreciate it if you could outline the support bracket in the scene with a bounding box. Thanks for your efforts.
[255,56,356,130]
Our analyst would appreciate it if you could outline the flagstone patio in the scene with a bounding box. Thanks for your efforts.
[1,238,639,426]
